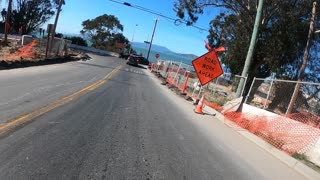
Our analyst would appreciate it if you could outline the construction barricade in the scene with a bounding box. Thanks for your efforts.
[150,59,320,168]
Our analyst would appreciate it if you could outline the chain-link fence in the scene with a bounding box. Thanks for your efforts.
[203,74,247,106]
[152,60,247,107]
[246,78,320,117]
[153,60,320,120]
[151,60,320,166]
[38,37,71,59]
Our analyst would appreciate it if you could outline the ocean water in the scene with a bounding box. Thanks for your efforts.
[132,46,195,65]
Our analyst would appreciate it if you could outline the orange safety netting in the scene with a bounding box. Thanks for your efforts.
[3,40,37,60]
[223,111,320,154]
[161,71,320,155]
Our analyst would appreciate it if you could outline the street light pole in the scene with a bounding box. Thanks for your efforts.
[235,0,264,98]
[52,0,64,38]
[146,18,159,61]
[49,0,64,54]
[3,0,12,45]
[129,24,138,54]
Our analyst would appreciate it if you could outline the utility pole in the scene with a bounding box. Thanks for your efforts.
[3,0,12,45]
[129,24,138,54]
[235,0,264,98]
[49,0,64,54]
[146,18,159,61]
[286,1,317,114]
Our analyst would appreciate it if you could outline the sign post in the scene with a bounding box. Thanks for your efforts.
[155,53,160,70]
[45,24,54,58]
[192,50,224,86]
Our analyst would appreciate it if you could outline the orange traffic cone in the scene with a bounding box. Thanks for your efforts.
[194,94,204,114]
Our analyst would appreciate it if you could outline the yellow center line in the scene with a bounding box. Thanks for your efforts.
[0,65,123,135]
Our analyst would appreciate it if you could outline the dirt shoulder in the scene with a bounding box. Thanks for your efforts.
[0,52,90,70]
[0,38,93,70]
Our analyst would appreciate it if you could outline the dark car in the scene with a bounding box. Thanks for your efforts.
[126,54,150,66]
[126,54,140,66]
[138,57,150,65]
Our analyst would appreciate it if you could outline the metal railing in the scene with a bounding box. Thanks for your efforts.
[152,60,247,106]
[246,78,320,116]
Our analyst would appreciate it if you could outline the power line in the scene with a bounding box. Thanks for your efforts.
[108,0,209,32]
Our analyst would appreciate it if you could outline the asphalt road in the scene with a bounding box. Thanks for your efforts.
[0,54,122,124]
[0,54,308,180]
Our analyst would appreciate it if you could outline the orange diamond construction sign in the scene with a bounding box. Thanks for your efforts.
[192,50,224,86]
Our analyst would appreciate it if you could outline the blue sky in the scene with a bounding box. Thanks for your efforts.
[46,0,220,56]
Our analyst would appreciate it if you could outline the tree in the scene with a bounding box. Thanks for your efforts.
[10,0,60,34]
[3,0,12,44]
[174,0,320,103]
[108,33,129,47]
[286,1,317,114]
[106,32,129,52]
[64,36,88,47]
[80,14,124,49]
[1,8,6,21]
[51,0,65,41]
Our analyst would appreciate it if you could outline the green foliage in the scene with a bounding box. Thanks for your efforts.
[174,0,319,75]
[174,0,320,97]
[80,14,125,49]
[64,36,88,47]
[10,0,60,34]
[52,0,65,5]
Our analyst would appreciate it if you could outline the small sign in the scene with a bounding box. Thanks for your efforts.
[47,24,54,34]
[155,53,160,59]
[192,50,223,86]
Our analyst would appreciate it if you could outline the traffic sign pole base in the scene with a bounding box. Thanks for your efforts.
[194,95,205,114]
[193,109,204,115]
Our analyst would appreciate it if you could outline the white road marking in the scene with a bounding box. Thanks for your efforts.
[126,68,144,75]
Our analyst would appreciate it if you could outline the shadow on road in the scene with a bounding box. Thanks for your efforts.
[126,64,148,70]
[76,62,116,69]
[137,65,147,69]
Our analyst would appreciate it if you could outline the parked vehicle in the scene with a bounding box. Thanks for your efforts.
[126,54,150,66]
[138,57,150,65]
[126,54,140,66]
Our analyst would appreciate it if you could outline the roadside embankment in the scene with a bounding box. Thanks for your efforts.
[0,52,91,70]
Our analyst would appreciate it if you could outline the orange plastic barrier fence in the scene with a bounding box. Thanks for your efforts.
[223,111,320,155]
[3,40,37,61]
[160,70,320,155]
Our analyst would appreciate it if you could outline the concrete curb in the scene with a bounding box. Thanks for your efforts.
[203,106,320,180]
[0,56,79,70]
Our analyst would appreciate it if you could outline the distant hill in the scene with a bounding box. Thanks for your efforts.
[173,52,198,60]
[132,42,198,60]
[132,42,171,53]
